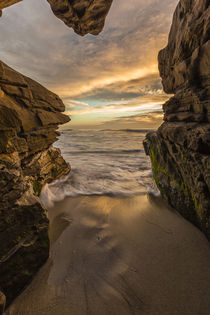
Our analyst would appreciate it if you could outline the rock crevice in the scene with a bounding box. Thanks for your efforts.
[144,0,210,239]
[0,61,70,308]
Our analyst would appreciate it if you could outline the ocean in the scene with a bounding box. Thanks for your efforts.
[8,129,210,315]
[41,129,158,207]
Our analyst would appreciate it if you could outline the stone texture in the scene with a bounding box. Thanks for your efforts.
[0,0,113,36]
[144,0,210,240]
[0,0,114,310]
[47,0,113,35]
[0,0,114,308]
[0,0,22,16]
[0,61,70,308]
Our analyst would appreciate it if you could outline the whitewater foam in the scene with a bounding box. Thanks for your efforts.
[40,129,158,208]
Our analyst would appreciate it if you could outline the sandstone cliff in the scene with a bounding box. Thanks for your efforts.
[144,0,210,240]
[0,61,70,308]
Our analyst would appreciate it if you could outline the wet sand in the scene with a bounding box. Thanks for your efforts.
[6,194,210,315]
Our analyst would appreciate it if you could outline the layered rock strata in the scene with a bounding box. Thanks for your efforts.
[144,0,210,239]
[0,61,70,309]
[0,0,113,310]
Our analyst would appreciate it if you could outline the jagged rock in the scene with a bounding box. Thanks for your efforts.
[0,0,114,308]
[47,0,113,35]
[144,0,210,240]
[0,0,113,36]
[0,0,22,16]
[0,0,114,309]
[0,61,70,307]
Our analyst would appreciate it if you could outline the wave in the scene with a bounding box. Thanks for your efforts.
[99,129,154,133]
[60,128,154,134]
[40,128,157,208]
[40,172,158,209]
[118,129,154,133]
[66,149,144,155]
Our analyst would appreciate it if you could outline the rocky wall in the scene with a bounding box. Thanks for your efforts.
[0,0,114,309]
[0,61,70,309]
[144,0,210,240]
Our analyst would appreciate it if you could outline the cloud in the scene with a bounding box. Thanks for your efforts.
[0,0,179,127]
[96,112,164,130]
[63,99,90,110]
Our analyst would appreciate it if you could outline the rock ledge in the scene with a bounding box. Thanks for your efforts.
[144,0,210,239]
[0,61,70,308]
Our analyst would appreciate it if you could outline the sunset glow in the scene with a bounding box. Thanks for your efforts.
[0,0,178,129]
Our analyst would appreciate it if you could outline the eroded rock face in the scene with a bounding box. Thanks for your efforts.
[0,61,70,307]
[0,0,113,36]
[0,0,113,308]
[0,0,22,16]
[47,0,113,36]
[144,0,210,239]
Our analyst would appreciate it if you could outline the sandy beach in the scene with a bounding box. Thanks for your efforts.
[5,194,210,315]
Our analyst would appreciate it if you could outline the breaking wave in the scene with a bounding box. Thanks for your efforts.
[40,129,158,208]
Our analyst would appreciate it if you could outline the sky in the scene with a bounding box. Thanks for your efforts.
[0,0,178,129]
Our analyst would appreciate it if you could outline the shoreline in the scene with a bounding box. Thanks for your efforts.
[6,194,210,315]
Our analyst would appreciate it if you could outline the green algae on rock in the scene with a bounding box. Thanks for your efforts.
[144,0,210,240]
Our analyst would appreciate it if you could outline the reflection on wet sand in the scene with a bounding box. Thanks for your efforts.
[6,194,210,315]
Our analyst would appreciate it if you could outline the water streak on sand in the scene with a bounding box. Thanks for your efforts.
[7,129,210,315]
[6,195,210,315]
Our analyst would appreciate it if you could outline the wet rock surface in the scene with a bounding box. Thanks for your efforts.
[144,0,210,239]
[0,61,70,308]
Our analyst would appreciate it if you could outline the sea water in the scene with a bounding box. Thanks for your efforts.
[41,129,158,207]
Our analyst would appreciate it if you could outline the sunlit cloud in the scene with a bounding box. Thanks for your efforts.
[67,101,162,116]
[57,64,158,98]
[64,99,90,110]
[0,0,179,128]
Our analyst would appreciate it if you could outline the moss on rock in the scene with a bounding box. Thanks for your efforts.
[33,180,42,196]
